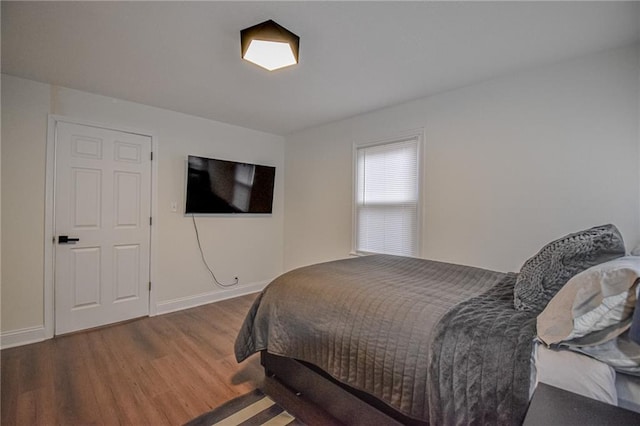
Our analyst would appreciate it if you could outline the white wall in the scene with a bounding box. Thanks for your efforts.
[1,77,50,332]
[284,45,640,273]
[1,74,285,339]
[0,47,4,337]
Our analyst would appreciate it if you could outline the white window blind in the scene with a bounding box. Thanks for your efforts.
[355,136,420,256]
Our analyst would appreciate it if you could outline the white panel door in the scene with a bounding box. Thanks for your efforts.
[54,122,151,334]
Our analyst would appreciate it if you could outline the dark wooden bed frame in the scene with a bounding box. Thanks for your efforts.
[261,351,428,426]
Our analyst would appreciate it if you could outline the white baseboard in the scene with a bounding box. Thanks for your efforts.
[1,325,46,349]
[0,282,268,348]
[154,280,269,316]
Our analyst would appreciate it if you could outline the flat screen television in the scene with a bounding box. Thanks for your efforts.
[185,155,276,214]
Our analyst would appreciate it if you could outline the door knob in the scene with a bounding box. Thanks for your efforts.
[58,235,80,244]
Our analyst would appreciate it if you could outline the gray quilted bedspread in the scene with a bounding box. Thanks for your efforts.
[235,255,536,424]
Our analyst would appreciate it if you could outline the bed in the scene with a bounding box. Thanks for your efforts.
[235,224,638,425]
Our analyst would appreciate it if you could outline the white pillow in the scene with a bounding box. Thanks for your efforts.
[537,256,639,347]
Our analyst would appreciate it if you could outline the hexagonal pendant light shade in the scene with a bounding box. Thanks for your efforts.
[241,20,300,71]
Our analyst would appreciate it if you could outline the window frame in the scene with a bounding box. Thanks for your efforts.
[351,129,424,257]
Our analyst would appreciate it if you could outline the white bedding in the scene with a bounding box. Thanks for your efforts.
[615,371,640,412]
[532,340,640,413]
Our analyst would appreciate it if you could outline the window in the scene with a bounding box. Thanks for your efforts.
[354,133,421,256]
[232,163,255,211]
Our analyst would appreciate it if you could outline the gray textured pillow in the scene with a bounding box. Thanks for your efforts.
[514,224,625,312]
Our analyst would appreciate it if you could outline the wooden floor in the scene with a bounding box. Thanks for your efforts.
[1,293,341,425]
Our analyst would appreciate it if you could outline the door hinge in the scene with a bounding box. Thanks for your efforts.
[150,217,152,226]
[149,281,152,291]
[150,151,153,161]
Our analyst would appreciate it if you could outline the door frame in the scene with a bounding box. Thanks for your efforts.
[44,115,158,338]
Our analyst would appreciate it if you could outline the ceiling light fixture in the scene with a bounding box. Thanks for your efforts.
[241,20,299,71]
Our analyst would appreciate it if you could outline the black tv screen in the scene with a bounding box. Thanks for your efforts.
[185,155,276,214]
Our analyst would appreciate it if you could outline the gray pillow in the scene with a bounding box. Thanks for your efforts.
[514,224,625,312]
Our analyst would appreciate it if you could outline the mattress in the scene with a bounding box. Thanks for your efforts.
[532,340,640,413]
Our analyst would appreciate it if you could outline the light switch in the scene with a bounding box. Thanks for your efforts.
[170,202,178,212]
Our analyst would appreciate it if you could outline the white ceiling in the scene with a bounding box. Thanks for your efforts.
[2,1,639,135]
